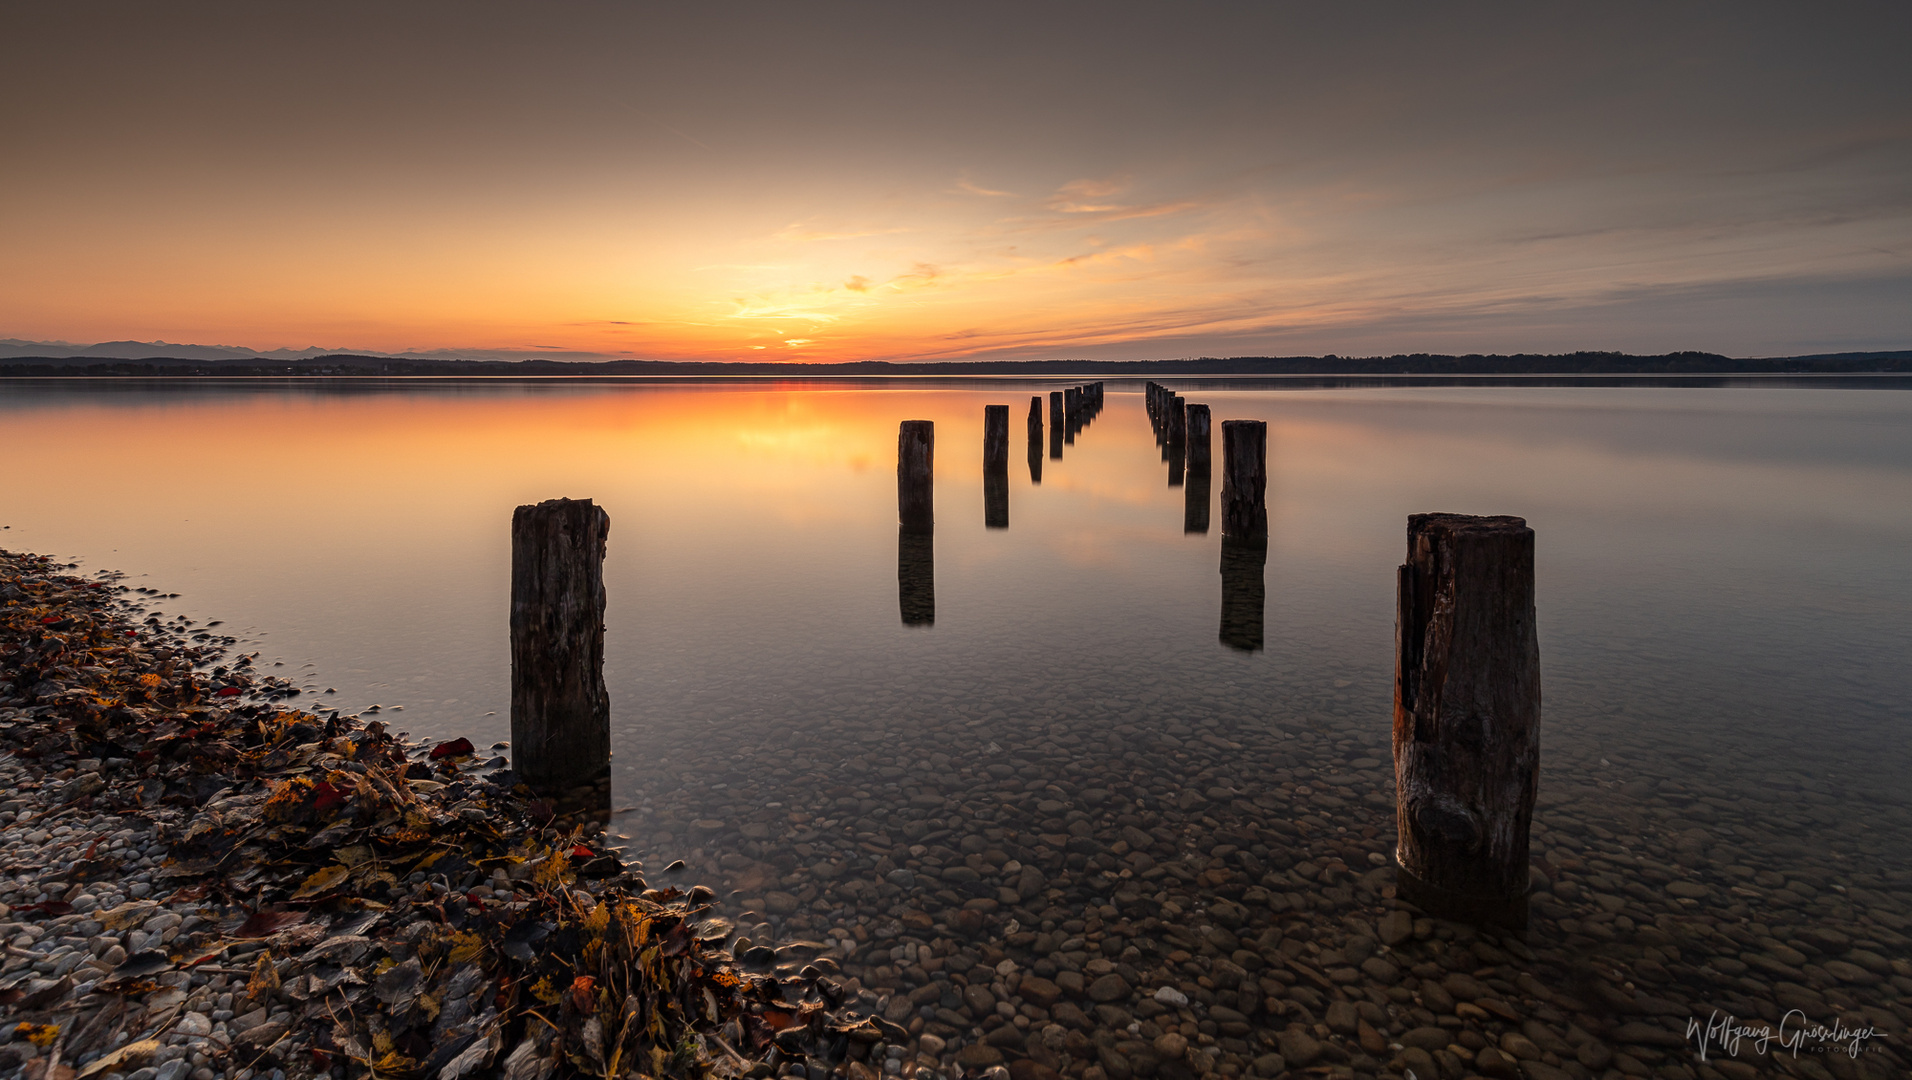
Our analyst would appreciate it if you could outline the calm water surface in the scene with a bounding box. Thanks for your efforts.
[5,378,1910,1073]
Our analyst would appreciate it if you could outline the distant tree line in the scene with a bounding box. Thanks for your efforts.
[2,349,1909,377]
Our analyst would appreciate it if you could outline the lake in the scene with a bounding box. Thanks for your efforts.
[4,376,1909,1075]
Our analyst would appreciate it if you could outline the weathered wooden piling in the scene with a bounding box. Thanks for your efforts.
[1027,396,1044,484]
[1220,420,1267,542]
[983,404,1010,529]
[1049,392,1064,459]
[983,404,1009,471]
[1185,404,1212,471]
[897,420,934,534]
[1064,388,1079,444]
[1392,513,1540,928]
[1218,538,1265,651]
[510,497,611,791]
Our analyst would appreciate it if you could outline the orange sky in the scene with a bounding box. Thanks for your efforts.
[3,4,1909,362]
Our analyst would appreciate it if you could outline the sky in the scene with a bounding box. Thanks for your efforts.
[3,2,1909,362]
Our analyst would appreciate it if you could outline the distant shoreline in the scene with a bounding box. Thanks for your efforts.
[2,349,1910,379]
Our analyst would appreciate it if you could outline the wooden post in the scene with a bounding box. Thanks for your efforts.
[1220,420,1267,542]
[510,498,611,791]
[897,420,935,625]
[1185,404,1211,471]
[1049,391,1064,458]
[1218,539,1265,652]
[1027,396,1044,484]
[984,404,1009,528]
[1393,513,1540,929]
[983,405,1009,471]
[898,421,933,534]
[1064,387,1079,444]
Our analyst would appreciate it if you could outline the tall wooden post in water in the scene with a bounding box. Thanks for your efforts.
[510,498,611,791]
[1027,396,1044,484]
[1049,392,1064,458]
[897,421,935,625]
[1218,421,1267,651]
[983,405,1009,529]
[1184,404,1211,534]
[1393,513,1540,928]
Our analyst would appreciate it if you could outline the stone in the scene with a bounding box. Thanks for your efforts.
[1377,910,1414,946]
[1250,1053,1284,1076]
[1087,974,1130,1003]
[1323,1001,1357,1035]
[1576,1040,1612,1070]
[154,1061,191,1080]
[1152,986,1188,1006]
[1358,956,1398,984]
[1498,1033,1541,1061]
[1018,975,1062,1008]
[1401,1027,1451,1052]
[1276,1029,1320,1067]
[765,892,800,915]
[963,984,997,1016]
[1474,1047,1520,1080]
[1666,882,1709,899]
[956,1043,1004,1068]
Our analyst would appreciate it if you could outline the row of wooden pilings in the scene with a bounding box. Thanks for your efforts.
[506,384,1540,928]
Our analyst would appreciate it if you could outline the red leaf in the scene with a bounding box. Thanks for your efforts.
[310,781,346,814]
[570,845,594,859]
[215,686,241,697]
[430,737,475,760]
[39,616,59,625]
[235,909,308,938]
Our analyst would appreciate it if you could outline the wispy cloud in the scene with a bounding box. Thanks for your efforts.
[954,176,1018,197]
[774,222,911,243]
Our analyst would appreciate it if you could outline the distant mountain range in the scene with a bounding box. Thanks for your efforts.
[1,339,1909,376]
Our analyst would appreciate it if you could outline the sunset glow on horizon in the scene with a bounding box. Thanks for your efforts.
[4,3,1908,362]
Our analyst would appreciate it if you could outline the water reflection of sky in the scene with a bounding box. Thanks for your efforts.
[2,379,1908,807]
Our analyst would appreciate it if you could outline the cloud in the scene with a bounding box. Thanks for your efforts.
[774,222,911,242]
[954,176,1017,197]
[843,275,871,292]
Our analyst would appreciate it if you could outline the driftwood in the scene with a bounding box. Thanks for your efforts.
[509,497,611,791]
[1392,513,1540,928]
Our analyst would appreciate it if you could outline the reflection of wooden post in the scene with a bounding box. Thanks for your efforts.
[1027,396,1043,484]
[1185,404,1211,472]
[898,421,933,533]
[1393,514,1540,929]
[510,498,611,791]
[1218,539,1265,651]
[1049,392,1064,458]
[1220,420,1267,542]
[898,530,934,626]
[1184,467,1210,534]
[983,405,1009,471]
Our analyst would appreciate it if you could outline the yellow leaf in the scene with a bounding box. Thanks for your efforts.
[335,845,373,867]
[444,930,485,965]
[21,1024,60,1048]
[247,951,280,1000]
[532,850,572,890]
[290,864,350,899]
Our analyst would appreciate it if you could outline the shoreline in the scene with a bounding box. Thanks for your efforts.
[0,549,881,1080]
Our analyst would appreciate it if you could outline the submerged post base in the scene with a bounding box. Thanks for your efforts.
[1395,863,1529,931]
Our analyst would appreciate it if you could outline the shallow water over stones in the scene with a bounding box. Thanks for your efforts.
[6,379,1912,1078]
